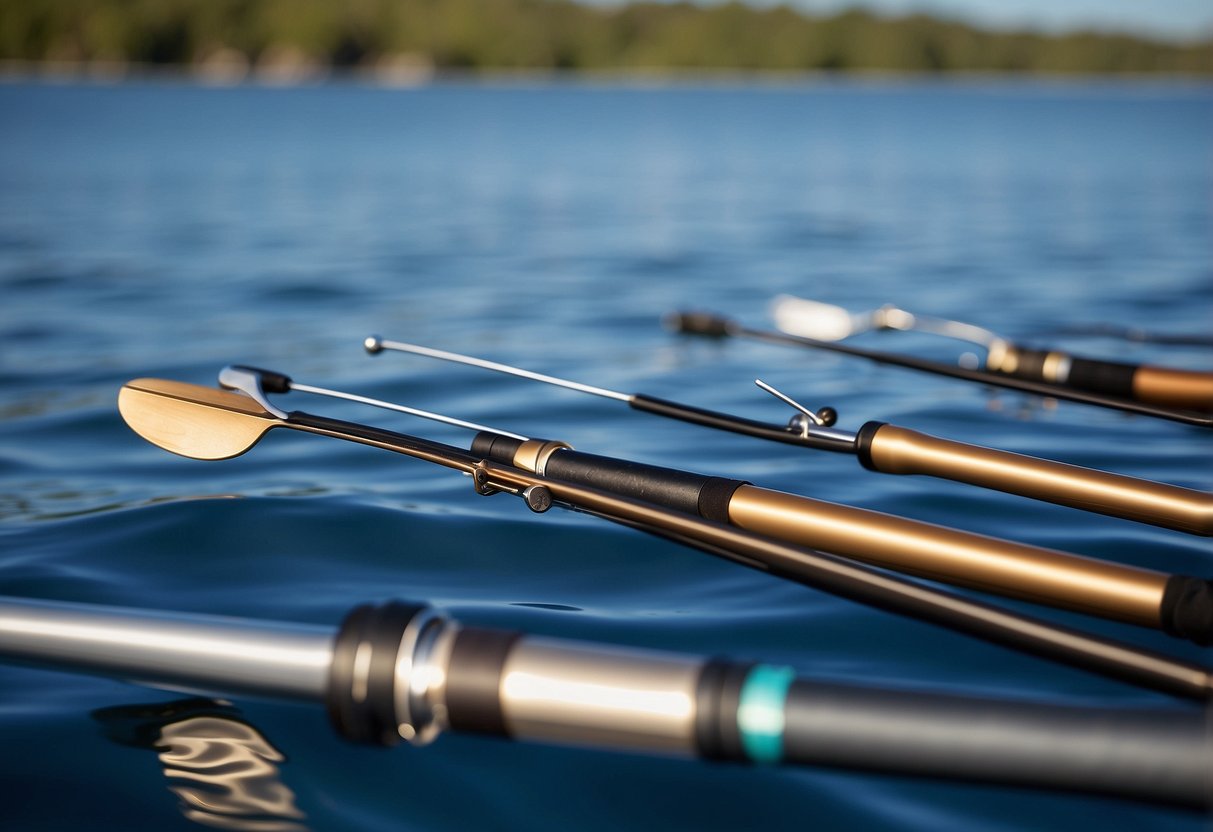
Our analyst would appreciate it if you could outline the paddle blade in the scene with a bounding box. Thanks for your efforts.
[119,378,278,460]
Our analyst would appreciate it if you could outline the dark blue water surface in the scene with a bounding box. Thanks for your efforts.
[1,78,1211,830]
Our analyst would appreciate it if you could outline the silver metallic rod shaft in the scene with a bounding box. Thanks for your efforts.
[1,595,1208,808]
[0,597,333,700]
[290,381,528,441]
[366,336,632,402]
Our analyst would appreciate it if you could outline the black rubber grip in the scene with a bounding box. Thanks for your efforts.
[995,351,1139,400]
[541,449,747,522]
[694,659,755,762]
[665,311,735,337]
[471,431,525,463]
[1067,356,1138,399]
[446,627,523,737]
[1160,575,1213,646]
[326,601,428,746]
[781,680,1210,807]
[231,365,292,394]
[854,421,887,471]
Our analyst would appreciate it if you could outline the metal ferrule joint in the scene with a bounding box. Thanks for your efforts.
[393,610,459,745]
[326,601,454,747]
[985,342,1011,373]
[1042,351,1072,384]
[512,439,574,475]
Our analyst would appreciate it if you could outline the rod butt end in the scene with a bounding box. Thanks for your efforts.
[664,311,735,338]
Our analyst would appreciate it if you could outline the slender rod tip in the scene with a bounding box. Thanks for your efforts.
[364,335,384,355]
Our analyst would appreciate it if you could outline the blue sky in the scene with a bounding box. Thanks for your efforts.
[590,1,1213,41]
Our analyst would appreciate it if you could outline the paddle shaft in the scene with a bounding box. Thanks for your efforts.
[1,596,1207,808]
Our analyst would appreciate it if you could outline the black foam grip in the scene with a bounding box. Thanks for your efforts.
[232,365,292,394]
[667,311,733,337]
[694,659,755,762]
[325,601,429,746]
[446,627,523,737]
[1160,575,1213,646]
[781,680,1210,807]
[471,431,525,463]
[854,421,887,472]
[1067,356,1138,400]
[542,449,747,518]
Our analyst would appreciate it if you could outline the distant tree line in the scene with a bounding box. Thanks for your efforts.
[2,0,1210,76]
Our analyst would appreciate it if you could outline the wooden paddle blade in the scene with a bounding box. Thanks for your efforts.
[118,378,278,460]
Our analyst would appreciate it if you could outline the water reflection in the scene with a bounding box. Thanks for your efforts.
[93,698,308,831]
[510,602,583,612]
[0,490,247,524]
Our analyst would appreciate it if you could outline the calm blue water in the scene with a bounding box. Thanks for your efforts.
[0,78,1211,830]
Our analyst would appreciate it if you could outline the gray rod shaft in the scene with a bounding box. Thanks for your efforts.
[0,597,333,700]
[0,595,1208,808]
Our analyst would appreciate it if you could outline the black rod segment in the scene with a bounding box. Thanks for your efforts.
[629,393,856,453]
[367,336,858,454]
[775,677,1210,807]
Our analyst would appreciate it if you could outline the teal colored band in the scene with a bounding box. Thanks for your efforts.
[737,664,796,765]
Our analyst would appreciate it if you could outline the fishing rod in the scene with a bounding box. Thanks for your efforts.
[212,365,1213,644]
[772,295,1213,412]
[665,311,1213,428]
[362,337,1212,537]
[2,596,1208,808]
[784,301,1213,350]
[118,374,1213,699]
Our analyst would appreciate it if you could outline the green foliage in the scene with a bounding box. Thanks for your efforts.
[1,0,1209,74]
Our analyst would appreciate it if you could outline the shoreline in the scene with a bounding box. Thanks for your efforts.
[2,60,1211,91]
